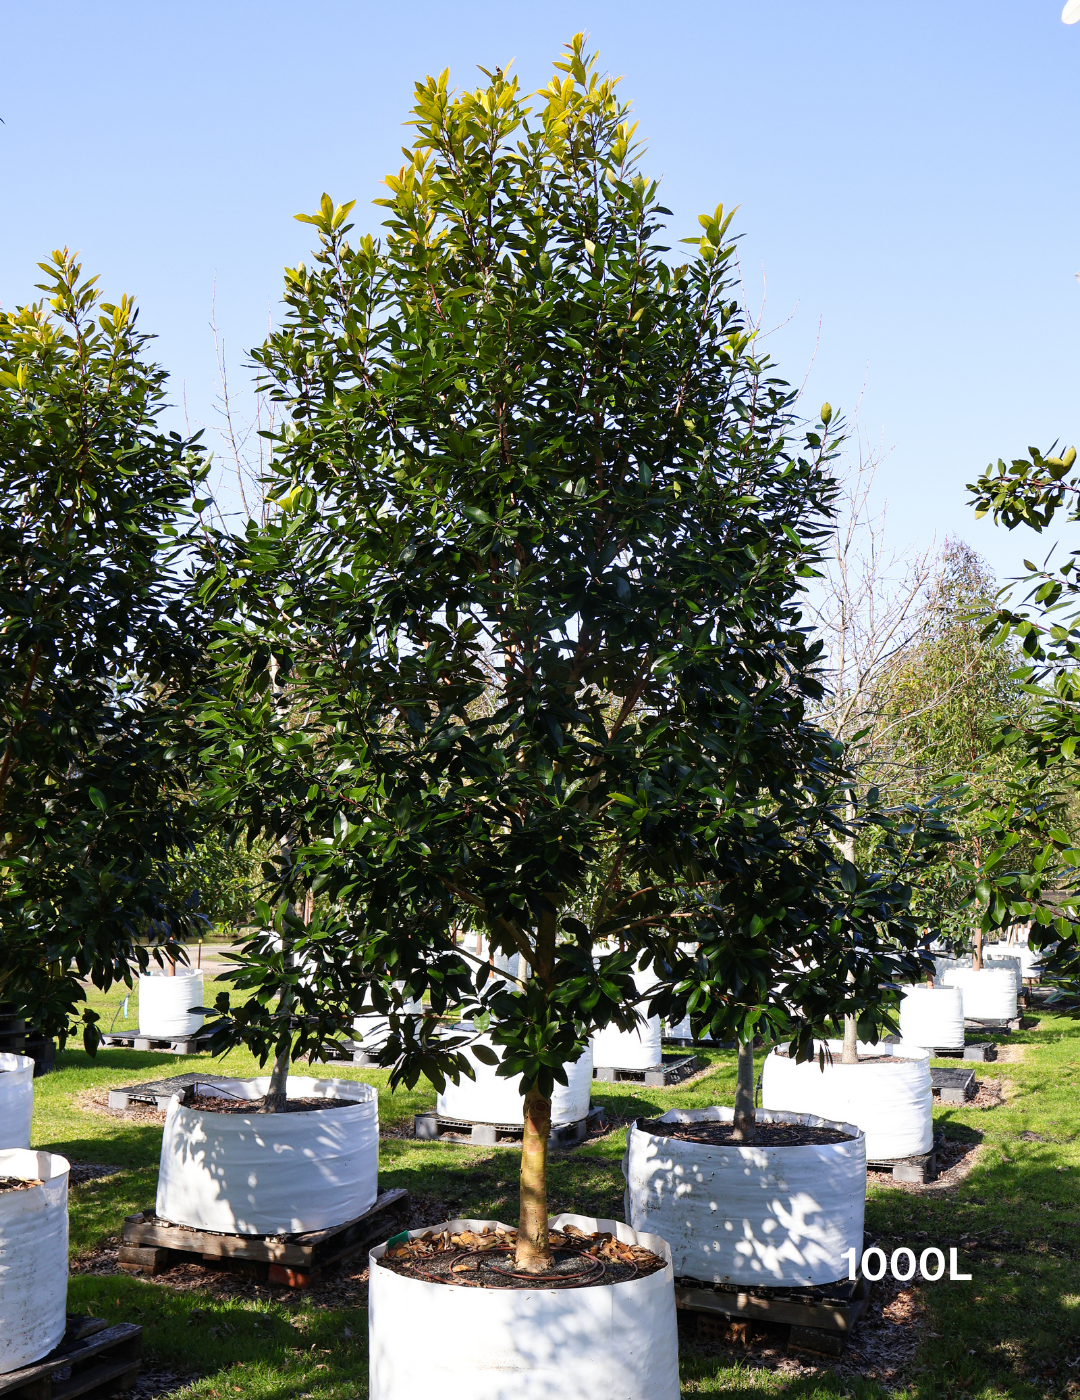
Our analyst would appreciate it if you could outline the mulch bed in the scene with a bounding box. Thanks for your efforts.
[185,1094,360,1114]
[640,1119,852,1146]
[0,1175,42,1191]
[869,1141,983,1195]
[378,1223,664,1289]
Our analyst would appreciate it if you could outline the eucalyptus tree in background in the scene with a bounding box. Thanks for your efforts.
[0,251,208,1048]
[199,37,940,1267]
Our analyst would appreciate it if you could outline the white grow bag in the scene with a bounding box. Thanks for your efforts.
[623,1107,865,1287]
[139,967,204,1037]
[987,943,1042,980]
[984,955,1022,994]
[437,1035,592,1128]
[156,1074,378,1234]
[943,966,1018,1021]
[591,964,662,1071]
[0,1054,34,1150]
[353,986,424,1054]
[762,1041,933,1161]
[899,986,965,1052]
[0,1149,69,1374]
[368,1212,679,1400]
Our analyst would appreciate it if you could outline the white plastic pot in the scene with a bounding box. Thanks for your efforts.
[0,1149,69,1374]
[591,965,663,1070]
[139,967,204,1038]
[762,1040,933,1161]
[156,1074,378,1234]
[0,1054,34,1149]
[437,1035,592,1128]
[368,1212,679,1400]
[943,966,1018,1021]
[623,1106,865,1287]
[899,986,965,1052]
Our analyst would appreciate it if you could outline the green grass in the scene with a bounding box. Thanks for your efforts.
[30,1008,1080,1400]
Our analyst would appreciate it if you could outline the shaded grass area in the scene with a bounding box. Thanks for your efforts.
[34,1010,1080,1400]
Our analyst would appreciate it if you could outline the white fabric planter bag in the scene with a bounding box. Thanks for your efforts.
[156,1074,378,1234]
[898,986,965,1052]
[437,1035,592,1127]
[623,1107,865,1287]
[943,966,1018,1021]
[0,1149,69,1374]
[368,1212,679,1400]
[591,964,663,1070]
[762,1041,933,1161]
[139,968,204,1037]
[0,1054,34,1149]
[984,955,1023,994]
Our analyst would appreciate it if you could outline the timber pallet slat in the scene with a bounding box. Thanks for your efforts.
[930,1066,977,1104]
[593,1053,698,1086]
[119,1188,410,1285]
[0,1320,141,1400]
[675,1274,870,1356]
[413,1105,607,1148]
[99,1032,212,1055]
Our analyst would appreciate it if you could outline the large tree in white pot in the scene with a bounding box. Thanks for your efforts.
[196,41,942,1307]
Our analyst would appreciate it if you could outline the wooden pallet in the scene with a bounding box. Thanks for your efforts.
[931,1066,977,1104]
[413,1105,606,1148]
[675,1275,869,1357]
[593,1053,698,1086]
[118,1188,409,1287]
[0,1319,140,1400]
[99,1031,211,1055]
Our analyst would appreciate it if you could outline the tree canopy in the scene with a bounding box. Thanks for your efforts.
[196,37,941,1267]
[0,251,208,1047]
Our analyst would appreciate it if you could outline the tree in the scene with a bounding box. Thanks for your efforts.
[198,37,939,1270]
[804,436,939,1057]
[960,444,1080,995]
[873,540,1028,958]
[0,251,208,1048]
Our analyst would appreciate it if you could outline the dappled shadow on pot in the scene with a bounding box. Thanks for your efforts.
[156,1076,378,1234]
[626,1115,865,1287]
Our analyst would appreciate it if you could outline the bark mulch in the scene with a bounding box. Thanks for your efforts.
[640,1119,852,1147]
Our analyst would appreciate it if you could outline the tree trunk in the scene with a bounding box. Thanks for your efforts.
[973,927,983,971]
[841,825,859,1064]
[262,653,296,1114]
[731,1039,756,1142]
[515,1086,553,1271]
[842,1008,859,1064]
[263,1041,290,1113]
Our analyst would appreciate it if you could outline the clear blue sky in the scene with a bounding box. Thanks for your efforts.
[2,1,1077,585]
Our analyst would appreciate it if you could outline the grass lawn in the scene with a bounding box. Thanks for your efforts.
[26,987,1080,1400]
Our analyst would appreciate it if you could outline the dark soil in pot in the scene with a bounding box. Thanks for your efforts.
[639,1119,852,1147]
[378,1224,666,1288]
[186,1094,360,1114]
